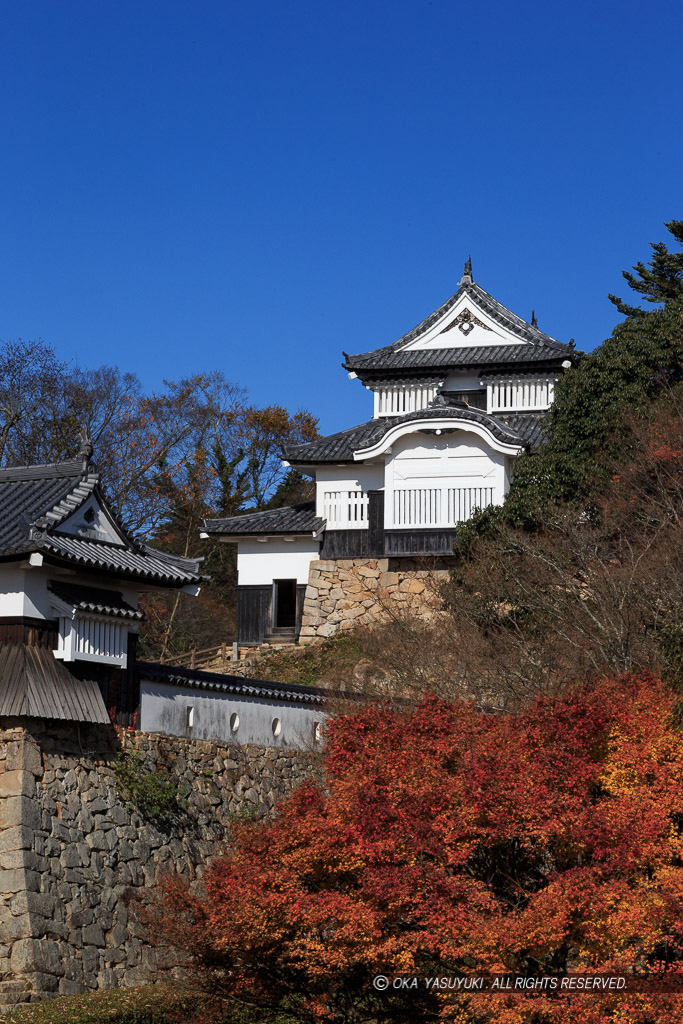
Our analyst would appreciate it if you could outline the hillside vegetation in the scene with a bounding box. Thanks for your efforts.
[346,226,683,707]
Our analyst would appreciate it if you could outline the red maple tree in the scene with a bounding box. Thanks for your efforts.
[153,673,683,1023]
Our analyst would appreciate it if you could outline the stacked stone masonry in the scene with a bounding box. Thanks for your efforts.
[299,558,450,644]
[0,719,320,1010]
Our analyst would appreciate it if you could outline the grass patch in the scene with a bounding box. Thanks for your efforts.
[249,634,363,688]
[2,983,211,1024]
[2,983,300,1024]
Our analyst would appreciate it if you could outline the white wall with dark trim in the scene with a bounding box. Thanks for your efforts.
[236,537,320,586]
[139,678,326,749]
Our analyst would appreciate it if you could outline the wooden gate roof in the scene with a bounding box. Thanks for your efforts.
[0,460,203,586]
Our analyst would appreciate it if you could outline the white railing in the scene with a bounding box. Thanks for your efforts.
[447,486,495,524]
[322,490,369,529]
[391,486,495,527]
[373,385,439,418]
[488,379,555,412]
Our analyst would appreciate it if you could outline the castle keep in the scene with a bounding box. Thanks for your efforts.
[203,263,575,647]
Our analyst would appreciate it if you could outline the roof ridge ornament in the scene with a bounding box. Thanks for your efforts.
[77,430,94,473]
[459,255,473,286]
[531,309,538,328]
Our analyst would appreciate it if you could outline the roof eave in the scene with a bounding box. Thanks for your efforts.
[0,545,35,562]
[212,530,324,543]
[287,458,356,471]
[33,543,205,587]
[352,417,524,461]
[346,352,573,377]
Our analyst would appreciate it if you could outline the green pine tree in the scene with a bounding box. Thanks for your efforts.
[609,219,683,317]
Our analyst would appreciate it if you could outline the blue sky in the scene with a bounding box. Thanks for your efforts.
[1,1,681,435]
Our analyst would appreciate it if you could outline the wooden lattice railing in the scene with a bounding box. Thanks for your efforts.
[158,641,237,671]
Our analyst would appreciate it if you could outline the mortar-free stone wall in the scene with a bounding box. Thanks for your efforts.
[298,558,450,644]
[0,719,320,1010]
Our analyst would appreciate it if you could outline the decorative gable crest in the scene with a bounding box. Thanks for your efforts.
[55,494,126,546]
[440,308,493,337]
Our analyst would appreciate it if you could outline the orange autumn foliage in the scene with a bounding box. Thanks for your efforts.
[154,674,683,1023]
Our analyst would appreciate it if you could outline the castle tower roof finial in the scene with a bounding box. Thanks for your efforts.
[531,309,538,328]
[78,430,94,473]
[460,254,473,286]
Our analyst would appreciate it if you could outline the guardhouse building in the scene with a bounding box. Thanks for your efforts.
[0,448,203,724]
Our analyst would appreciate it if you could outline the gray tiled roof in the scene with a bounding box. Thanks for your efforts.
[138,661,329,706]
[286,421,388,464]
[286,403,533,464]
[0,460,203,585]
[364,374,446,388]
[0,461,92,552]
[343,280,573,378]
[38,534,202,582]
[202,501,324,537]
[346,341,570,375]
[48,581,145,621]
[495,412,549,453]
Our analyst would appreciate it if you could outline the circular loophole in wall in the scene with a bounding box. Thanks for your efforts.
[230,712,239,733]
[272,717,282,738]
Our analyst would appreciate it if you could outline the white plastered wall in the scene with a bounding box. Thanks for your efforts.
[383,429,507,528]
[0,564,140,620]
[140,679,326,750]
[443,372,485,391]
[314,463,384,518]
[237,538,320,587]
[0,567,36,618]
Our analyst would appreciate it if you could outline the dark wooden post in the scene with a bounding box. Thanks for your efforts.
[367,490,385,557]
[124,632,139,726]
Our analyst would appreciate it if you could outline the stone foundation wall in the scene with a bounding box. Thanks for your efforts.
[0,719,320,1009]
[299,558,450,644]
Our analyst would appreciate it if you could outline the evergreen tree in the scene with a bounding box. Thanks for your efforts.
[500,297,683,527]
[609,219,683,317]
[265,467,314,510]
